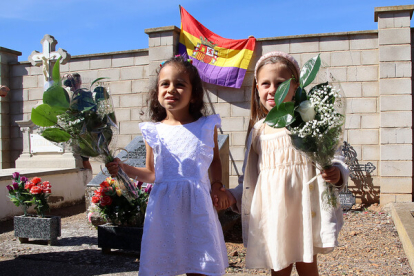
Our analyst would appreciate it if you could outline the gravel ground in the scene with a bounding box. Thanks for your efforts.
[0,203,413,276]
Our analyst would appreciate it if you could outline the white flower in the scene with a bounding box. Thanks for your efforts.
[297,100,316,122]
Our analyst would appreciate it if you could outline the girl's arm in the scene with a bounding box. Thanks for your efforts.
[106,141,155,183]
[210,127,229,209]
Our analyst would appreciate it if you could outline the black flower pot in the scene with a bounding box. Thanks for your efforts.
[97,223,143,254]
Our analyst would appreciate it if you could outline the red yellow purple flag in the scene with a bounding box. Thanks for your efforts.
[178,6,256,89]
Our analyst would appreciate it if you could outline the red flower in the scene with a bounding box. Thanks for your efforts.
[100,196,112,206]
[25,182,34,190]
[31,177,42,185]
[91,196,101,204]
[94,190,102,197]
[100,181,110,188]
[30,186,43,194]
[42,181,51,188]
[102,186,113,195]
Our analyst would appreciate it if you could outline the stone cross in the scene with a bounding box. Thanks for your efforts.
[28,34,71,90]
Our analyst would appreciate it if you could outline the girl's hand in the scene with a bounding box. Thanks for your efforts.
[211,183,230,210]
[321,166,342,187]
[105,158,123,177]
[212,187,236,211]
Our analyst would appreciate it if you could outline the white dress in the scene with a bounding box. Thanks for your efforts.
[138,114,228,276]
[231,120,348,272]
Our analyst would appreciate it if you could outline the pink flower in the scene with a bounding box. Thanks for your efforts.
[30,186,43,194]
[12,172,19,179]
[144,184,153,194]
[6,185,12,191]
[25,182,34,190]
[12,182,19,190]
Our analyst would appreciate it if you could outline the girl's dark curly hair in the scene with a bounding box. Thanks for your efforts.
[148,56,207,122]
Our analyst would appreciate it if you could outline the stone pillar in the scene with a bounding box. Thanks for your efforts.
[375,5,414,204]
[0,47,22,168]
[144,26,181,86]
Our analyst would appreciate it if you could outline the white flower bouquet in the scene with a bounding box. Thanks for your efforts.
[265,55,345,207]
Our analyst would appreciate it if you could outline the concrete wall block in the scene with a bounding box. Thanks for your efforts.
[361,50,378,65]
[394,12,412,28]
[111,95,120,108]
[347,66,378,82]
[261,41,289,55]
[362,82,379,97]
[221,117,245,132]
[380,177,412,193]
[298,53,329,67]
[230,160,243,177]
[347,129,379,145]
[114,108,131,121]
[22,100,39,114]
[74,70,98,84]
[361,114,379,129]
[109,81,132,95]
[346,98,377,113]
[69,60,90,71]
[119,94,143,108]
[90,56,112,70]
[148,33,161,47]
[149,46,174,61]
[362,145,380,161]
[230,146,246,162]
[379,78,411,95]
[131,107,148,121]
[22,76,38,88]
[320,36,350,51]
[380,194,396,205]
[132,79,149,93]
[135,54,149,66]
[379,45,411,62]
[395,194,412,202]
[218,87,246,103]
[381,144,412,161]
[11,64,29,77]
[112,54,135,68]
[380,95,412,111]
[214,103,231,118]
[160,32,174,46]
[231,102,251,117]
[97,68,120,81]
[119,121,140,135]
[380,161,412,177]
[30,66,43,76]
[232,131,248,146]
[10,102,22,115]
[378,13,395,29]
[380,62,396,78]
[341,82,362,97]
[344,114,361,129]
[229,176,239,189]
[381,111,412,128]
[317,67,346,83]
[381,128,412,144]
[395,62,412,78]
[379,28,411,45]
[331,51,361,66]
[28,87,44,101]
[290,38,319,54]
[115,134,133,149]
[350,34,378,50]
[120,66,146,80]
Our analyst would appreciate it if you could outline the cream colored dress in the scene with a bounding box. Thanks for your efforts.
[230,119,348,271]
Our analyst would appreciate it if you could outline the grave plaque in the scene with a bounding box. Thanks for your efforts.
[339,191,356,211]
[30,134,64,153]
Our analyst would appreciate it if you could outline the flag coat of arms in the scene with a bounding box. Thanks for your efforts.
[178,6,256,89]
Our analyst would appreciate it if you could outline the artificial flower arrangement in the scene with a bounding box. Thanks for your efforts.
[7,172,51,217]
[30,58,138,201]
[88,177,152,227]
[264,55,345,207]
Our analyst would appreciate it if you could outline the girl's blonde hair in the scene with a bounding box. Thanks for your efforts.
[246,52,300,144]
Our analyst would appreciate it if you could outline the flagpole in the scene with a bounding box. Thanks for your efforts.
[204,89,240,178]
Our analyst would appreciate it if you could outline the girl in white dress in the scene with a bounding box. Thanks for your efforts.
[221,51,349,276]
[106,56,229,276]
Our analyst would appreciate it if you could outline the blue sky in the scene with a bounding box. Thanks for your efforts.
[2,0,413,62]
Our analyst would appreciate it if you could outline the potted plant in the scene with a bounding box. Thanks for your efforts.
[88,177,151,253]
[7,172,61,245]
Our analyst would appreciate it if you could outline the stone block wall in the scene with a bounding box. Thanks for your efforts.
[1,5,413,205]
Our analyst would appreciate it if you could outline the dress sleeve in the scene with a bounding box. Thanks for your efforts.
[332,154,350,192]
[139,122,159,149]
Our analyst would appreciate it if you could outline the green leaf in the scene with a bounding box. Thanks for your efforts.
[274,79,291,108]
[264,102,295,128]
[294,86,307,106]
[42,128,71,143]
[90,77,109,90]
[300,54,321,88]
[43,85,70,110]
[31,104,59,127]
[52,56,62,85]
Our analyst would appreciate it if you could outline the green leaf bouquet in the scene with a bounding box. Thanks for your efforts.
[30,58,139,201]
[264,55,345,208]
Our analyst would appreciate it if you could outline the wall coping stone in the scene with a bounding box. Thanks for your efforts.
[0,47,22,56]
[257,30,378,42]
[374,5,414,22]
[144,25,180,34]
[16,48,149,65]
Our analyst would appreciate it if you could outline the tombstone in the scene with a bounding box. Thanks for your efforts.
[85,134,229,209]
[28,34,70,90]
